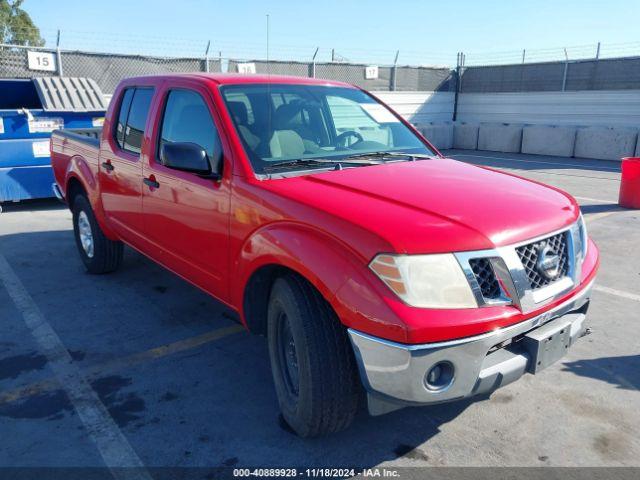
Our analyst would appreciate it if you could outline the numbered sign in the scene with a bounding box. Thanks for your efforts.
[236,62,257,74]
[364,65,379,80]
[27,51,57,72]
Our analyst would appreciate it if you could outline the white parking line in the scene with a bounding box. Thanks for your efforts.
[450,152,621,172]
[574,196,617,204]
[593,285,640,303]
[0,254,152,480]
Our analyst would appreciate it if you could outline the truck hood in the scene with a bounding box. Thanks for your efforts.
[264,158,579,255]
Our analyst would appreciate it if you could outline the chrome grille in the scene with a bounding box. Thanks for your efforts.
[516,232,569,290]
[469,258,501,299]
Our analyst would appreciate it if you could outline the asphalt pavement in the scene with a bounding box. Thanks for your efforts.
[0,150,638,473]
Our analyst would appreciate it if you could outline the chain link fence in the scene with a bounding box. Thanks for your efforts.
[226,59,455,91]
[1,43,454,94]
[0,44,222,94]
[2,40,640,96]
[459,56,640,93]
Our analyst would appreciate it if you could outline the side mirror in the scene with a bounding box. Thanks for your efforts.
[160,142,221,179]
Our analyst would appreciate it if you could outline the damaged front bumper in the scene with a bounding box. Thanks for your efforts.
[348,280,594,415]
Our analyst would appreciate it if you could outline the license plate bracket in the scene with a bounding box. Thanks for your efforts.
[522,316,572,374]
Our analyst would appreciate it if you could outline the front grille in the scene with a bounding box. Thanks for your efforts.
[469,258,501,299]
[516,232,569,290]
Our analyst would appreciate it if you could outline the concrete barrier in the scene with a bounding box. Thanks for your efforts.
[453,122,478,150]
[574,127,638,161]
[478,123,523,153]
[418,122,453,150]
[521,125,577,157]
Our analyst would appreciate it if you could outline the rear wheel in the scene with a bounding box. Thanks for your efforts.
[72,194,123,274]
[267,274,361,437]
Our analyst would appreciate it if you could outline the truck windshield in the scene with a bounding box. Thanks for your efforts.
[220,84,435,174]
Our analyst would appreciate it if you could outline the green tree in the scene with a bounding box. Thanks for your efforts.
[0,0,44,46]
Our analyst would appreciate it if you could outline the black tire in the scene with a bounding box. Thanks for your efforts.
[72,194,123,274]
[267,274,361,437]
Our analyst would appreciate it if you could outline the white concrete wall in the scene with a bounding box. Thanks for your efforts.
[376,89,640,160]
[373,91,455,124]
[456,91,640,127]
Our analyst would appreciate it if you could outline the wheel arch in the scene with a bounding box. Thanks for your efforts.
[236,223,367,336]
[242,264,302,336]
[64,157,118,241]
[65,175,87,210]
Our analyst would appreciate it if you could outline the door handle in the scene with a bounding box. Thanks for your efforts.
[143,177,160,189]
[101,161,114,172]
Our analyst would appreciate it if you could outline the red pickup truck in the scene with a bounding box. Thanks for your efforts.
[51,73,599,437]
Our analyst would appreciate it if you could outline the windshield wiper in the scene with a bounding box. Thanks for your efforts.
[340,151,436,162]
[263,157,382,172]
[263,158,335,171]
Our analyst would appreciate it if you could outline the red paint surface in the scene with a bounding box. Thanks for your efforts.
[51,74,600,344]
[619,157,640,209]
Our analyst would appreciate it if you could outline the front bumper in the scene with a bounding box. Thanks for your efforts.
[348,280,593,415]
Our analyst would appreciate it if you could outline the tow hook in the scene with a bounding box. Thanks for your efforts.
[580,327,593,338]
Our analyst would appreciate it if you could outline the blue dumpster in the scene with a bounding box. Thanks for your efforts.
[0,77,107,202]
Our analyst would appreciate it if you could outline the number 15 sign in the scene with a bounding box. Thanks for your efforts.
[27,51,57,72]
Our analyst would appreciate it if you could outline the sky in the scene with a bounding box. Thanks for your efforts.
[23,0,640,66]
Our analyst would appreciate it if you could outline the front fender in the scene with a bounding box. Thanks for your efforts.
[231,222,408,340]
[232,223,359,306]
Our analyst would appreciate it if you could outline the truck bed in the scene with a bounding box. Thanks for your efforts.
[50,127,102,200]
[56,127,102,145]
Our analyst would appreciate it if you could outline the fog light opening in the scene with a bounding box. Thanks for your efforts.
[424,361,455,391]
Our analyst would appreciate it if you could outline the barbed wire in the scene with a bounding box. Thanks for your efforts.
[3,27,640,68]
[463,41,640,66]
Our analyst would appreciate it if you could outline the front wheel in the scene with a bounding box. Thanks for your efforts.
[72,194,123,274]
[267,275,361,437]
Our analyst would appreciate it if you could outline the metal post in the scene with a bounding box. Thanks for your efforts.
[459,52,466,92]
[522,49,526,64]
[453,52,461,122]
[266,14,270,73]
[595,42,601,60]
[56,30,63,77]
[331,49,335,62]
[562,48,569,91]
[311,47,319,78]
[204,40,211,72]
[391,50,399,91]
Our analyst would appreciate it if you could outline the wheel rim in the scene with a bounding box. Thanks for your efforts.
[277,312,299,398]
[77,211,94,258]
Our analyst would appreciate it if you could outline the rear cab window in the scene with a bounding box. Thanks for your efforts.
[114,87,154,155]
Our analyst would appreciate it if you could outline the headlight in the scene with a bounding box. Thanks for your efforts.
[369,253,477,309]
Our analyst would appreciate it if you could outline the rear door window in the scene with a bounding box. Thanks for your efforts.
[115,88,134,149]
[122,88,154,155]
